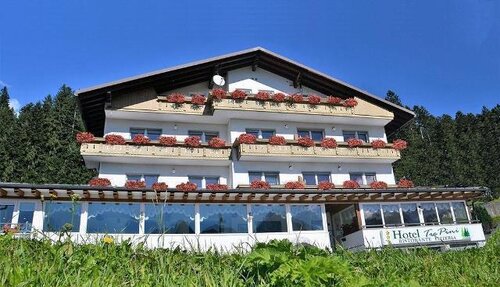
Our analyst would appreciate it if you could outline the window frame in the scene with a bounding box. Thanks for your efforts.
[188,130,220,143]
[342,130,369,142]
[130,128,162,140]
[245,128,276,139]
[126,174,159,187]
[248,171,280,185]
[187,176,220,189]
[297,129,324,141]
[349,172,377,185]
[302,172,331,185]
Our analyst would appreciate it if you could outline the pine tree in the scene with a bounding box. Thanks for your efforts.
[0,87,16,181]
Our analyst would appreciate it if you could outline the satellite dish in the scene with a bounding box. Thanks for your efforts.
[212,75,225,86]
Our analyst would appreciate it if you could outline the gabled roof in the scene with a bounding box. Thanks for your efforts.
[77,47,415,136]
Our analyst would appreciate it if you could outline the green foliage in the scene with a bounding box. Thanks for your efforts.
[0,85,96,184]
[0,234,498,286]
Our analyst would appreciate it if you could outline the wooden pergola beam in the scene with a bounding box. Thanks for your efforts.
[83,190,90,199]
[370,193,381,200]
[14,188,24,198]
[113,191,119,200]
[31,189,41,198]
[0,188,6,197]
[273,194,282,201]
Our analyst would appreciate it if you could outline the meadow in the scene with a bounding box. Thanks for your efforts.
[0,231,498,287]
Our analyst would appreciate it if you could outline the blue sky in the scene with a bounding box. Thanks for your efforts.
[1,0,498,115]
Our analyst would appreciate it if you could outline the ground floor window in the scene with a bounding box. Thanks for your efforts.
[400,203,420,225]
[362,204,383,227]
[381,204,402,226]
[199,204,248,233]
[0,204,14,225]
[43,202,81,232]
[144,204,195,234]
[291,205,323,231]
[87,203,140,234]
[252,204,287,233]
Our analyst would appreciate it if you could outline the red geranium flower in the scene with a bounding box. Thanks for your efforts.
[343,180,360,188]
[231,89,247,100]
[397,178,414,188]
[159,136,177,146]
[176,182,197,192]
[238,133,257,144]
[284,181,305,189]
[370,181,388,189]
[206,184,228,191]
[152,182,168,191]
[392,139,408,150]
[132,134,150,145]
[343,98,358,107]
[318,181,335,190]
[290,93,304,103]
[297,137,315,147]
[327,96,342,105]
[76,132,95,144]
[255,91,270,101]
[250,180,270,189]
[88,177,111,187]
[320,138,337,148]
[167,93,186,104]
[269,135,286,145]
[307,94,321,105]
[371,139,386,149]
[125,180,146,189]
[191,94,206,105]
[208,137,226,148]
[184,136,201,147]
[211,89,227,100]
[105,134,126,145]
[347,138,364,148]
[272,93,287,102]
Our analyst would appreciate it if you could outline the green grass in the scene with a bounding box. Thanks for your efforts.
[0,232,498,287]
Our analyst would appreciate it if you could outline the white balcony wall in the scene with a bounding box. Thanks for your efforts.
[232,161,396,188]
[104,118,228,141]
[99,163,229,187]
[228,119,387,143]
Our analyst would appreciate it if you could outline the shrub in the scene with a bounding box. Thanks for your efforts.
[152,182,168,191]
[397,178,414,188]
[343,98,358,107]
[191,94,206,105]
[297,137,315,147]
[250,180,270,189]
[307,94,321,105]
[347,138,364,148]
[105,134,126,145]
[285,181,305,189]
[176,182,197,192]
[327,96,342,105]
[125,180,146,189]
[269,135,286,145]
[132,134,150,145]
[320,138,337,148]
[255,91,270,101]
[167,93,186,104]
[343,180,360,188]
[208,137,226,148]
[231,89,247,100]
[184,136,201,147]
[290,94,304,103]
[206,184,228,191]
[211,88,227,100]
[318,181,335,190]
[159,136,177,146]
[76,132,95,144]
[371,139,386,149]
[392,139,408,150]
[370,181,388,189]
[272,93,287,102]
[238,133,257,144]
[88,177,111,187]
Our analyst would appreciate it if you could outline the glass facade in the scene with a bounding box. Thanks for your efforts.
[421,203,439,224]
[291,205,323,231]
[200,204,248,233]
[0,204,14,224]
[401,203,420,225]
[87,203,140,234]
[252,204,287,233]
[362,204,383,227]
[145,204,195,234]
[451,202,468,223]
[381,204,401,225]
[43,202,81,232]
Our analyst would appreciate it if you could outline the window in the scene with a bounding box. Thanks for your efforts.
[343,131,369,142]
[87,203,140,234]
[302,172,330,185]
[126,174,159,187]
[421,203,439,224]
[188,131,219,143]
[291,205,323,231]
[452,202,469,223]
[252,204,287,233]
[43,202,81,232]
[245,129,275,139]
[188,176,219,189]
[0,204,14,224]
[130,128,162,140]
[297,129,324,141]
[436,202,454,224]
[144,204,195,234]
[349,172,376,185]
[401,203,420,225]
[382,204,402,226]
[363,204,383,227]
[18,203,35,233]
[199,204,248,233]
[249,172,279,185]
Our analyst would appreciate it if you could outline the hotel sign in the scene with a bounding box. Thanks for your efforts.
[382,226,471,245]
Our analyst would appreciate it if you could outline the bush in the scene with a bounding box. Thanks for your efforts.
[269,135,286,145]
[184,136,201,147]
[250,180,270,189]
[88,177,111,187]
[104,134,126,145]
[75,132,95,144]
[176,182,197,192]
[238,133,257,144]
[272,93,287,102]
[132,134,150,145]
[159,136,177,146]
[208,137,226,148]
[284,181,305,189]
[320,138,337,148]
[191,94,206,105]
[343,180,360,188]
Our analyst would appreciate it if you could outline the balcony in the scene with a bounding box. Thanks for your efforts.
[235,140,401,163]
[80,138,232,166]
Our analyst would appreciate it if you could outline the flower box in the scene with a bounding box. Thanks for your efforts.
[269,135,286,145]
[318,181,335,190]
[208,137,226,148]
[159,136,177,146]
[343,98,358,107]
[290,94,304,103]
[392,139,408,150]
[176,182,197,192]
[184,136,201,147]
[343,180,360,188]
[327,96,342,105]
[397,178,414,188]
[191,94,206,105]
[206,184,228,191]
[104,134,126,145]
[297,137,315,147]
[132,134,150,145]
[125,180,146,189]
[320,138,337,148]
[370,181,388,189]
[307,94,321,105]
[250,180,271,189]
[371,139,386,149]
[152,182,168,191]
[238,133,257,144]
[230,90,247,100]
[272,93,287,102]
[76,132,95,144]
[88,177,111,187]
[347,138,364,148]
[211,89,227,100]
[166,93,186,104]
[255,91,270,101]
[284,181,305,189]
